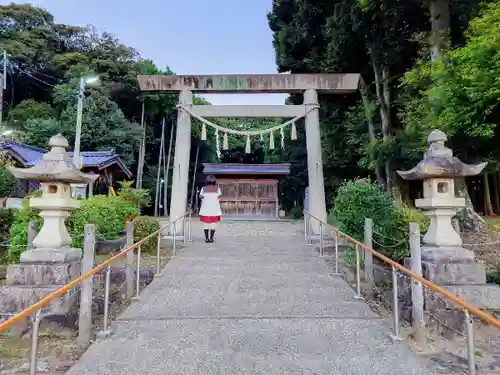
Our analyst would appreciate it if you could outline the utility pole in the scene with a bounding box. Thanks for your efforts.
[0,50,7,130]
[136,100,146,188]
[154,119,165,217]
[73,77,85,169]
[0,73,4,130]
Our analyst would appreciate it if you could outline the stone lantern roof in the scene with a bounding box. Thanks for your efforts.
[7,134,98,183]
[397,130,487,180]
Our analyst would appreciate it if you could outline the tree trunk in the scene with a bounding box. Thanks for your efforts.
[360,81,385,188]
[455,178,486,232]
[496,173,500,214]
[484,173,494,216]
[429,0,450,62]
[369,48,392,192]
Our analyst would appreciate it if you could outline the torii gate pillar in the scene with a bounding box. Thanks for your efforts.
[169,89,192,235]
[304,89,327,233]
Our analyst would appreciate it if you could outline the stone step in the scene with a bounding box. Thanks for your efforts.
[6,263,80,286]
[0,284,78,315]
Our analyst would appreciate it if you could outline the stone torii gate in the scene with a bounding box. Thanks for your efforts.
[137,74,360,234]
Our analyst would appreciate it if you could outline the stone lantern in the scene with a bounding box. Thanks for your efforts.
[398,129,500,316]
[398,130,486,261]
[8,134,98,263]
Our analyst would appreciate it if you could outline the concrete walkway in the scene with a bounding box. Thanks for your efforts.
[66,221,436,375]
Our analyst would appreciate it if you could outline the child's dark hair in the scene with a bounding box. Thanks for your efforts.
[205,174,217,186]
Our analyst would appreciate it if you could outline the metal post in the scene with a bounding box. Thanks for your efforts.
[188,213,192,242]
[172,222,177,257]
[364,218,374,288]
[29,310,42,375]
[334,230,340,274]
[307,216,313,245]
[183,217,187,245]
[133,246,141,300]
[390,265,403,341]
[155,232,161,277]
[304,214,308,241]
[97,265,111,339]
[465,310,476,375]
[125,221,135,299]
[319,222,324,257]
[354,245,363,299]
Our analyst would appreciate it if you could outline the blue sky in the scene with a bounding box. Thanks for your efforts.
[10,0,288,105]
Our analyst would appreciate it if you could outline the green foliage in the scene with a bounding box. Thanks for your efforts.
[8,193,139,262]
[332,178,396,242]
[487,265,500,285]
[9,191,41,261]
[332,179,428,262]
[67,195,139,249]
[0,3,204,216]
[133,216,160,255]
[290,205,303,219]
[399,1,500,165]
[0,167,19,197]
[116,180,151,210]
[7,99,55,126]
[380,205,429,261]
[0,209,14,263]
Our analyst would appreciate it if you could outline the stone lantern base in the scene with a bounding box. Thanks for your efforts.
[19,246,82,264]
[400,244,500,336]
[0,249,82,332]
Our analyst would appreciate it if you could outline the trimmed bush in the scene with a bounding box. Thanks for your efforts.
[67,195,139,249]
[9,191,41,261]
[0,166,19,198]
[0,209,14,263]
[8,194,140,262]
[134,216,160,255]
[332,178,396,242]
[290,205,303,219]
[331,178,429,262]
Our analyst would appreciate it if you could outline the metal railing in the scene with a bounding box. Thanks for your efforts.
[0,211,192,375]
[304,211,500,375]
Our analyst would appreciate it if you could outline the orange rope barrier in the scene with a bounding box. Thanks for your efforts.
[305,212,500,330]
[0,212,189,333]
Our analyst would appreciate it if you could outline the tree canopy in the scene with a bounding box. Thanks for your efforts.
[3,1,500,218]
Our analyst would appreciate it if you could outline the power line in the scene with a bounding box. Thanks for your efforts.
[6,55,60,82]
[11,65,58,89]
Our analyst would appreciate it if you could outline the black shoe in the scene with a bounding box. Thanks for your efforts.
[209,229,215,243]
[204,229,210,243]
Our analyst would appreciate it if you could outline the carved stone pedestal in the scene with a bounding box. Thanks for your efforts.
[0,257,81,336]
[399,247,500,337]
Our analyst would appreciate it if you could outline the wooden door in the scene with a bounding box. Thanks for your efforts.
[218,179,277,217]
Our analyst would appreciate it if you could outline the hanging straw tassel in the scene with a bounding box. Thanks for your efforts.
[291,122,297,140]
[201,123,207,141]
[280,128,285,149]
[245,134,251,154]
[223,132,229,150]
[269,132,275,150]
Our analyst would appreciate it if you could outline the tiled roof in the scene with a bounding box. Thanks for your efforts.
[0,141,132,177]
[202,163,291,175]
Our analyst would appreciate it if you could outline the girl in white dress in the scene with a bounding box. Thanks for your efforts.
[199,175,222,243]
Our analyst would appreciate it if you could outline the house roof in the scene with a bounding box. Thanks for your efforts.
[202,163,291,175]
[0,140,133,178]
